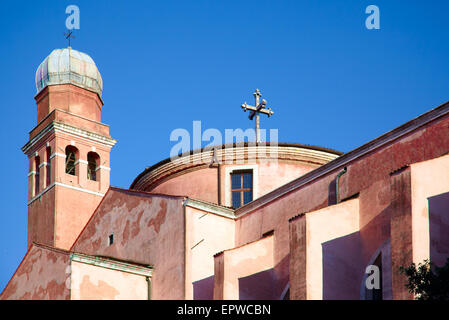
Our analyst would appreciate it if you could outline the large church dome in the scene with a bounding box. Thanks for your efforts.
[35,47,103,97]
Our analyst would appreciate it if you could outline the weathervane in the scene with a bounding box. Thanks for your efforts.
[63,30,75,47]
[240,89,274,143]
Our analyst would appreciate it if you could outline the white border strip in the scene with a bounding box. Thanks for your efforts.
[38,162,48,168]
[28,171,37,177]
[183,198,235,219]
[71,253,152,277]
[50,152,66,159]
[28,182,105,205]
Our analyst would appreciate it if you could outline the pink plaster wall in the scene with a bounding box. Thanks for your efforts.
[255,161,319,199]
[54,131,111,193]
[29,109,110,141]
[185,206,235,299]
[26,128,112,250]
[26,80,114,251]
[288,214,306,300]
[71,187,186,299]
[55,187,104,250]
[70,261,148,300]
[213,235,274,300]
[35,84,103,124]
[304,199,360,300]
[233,111,449,300]
[148,161,321,206]
[28,188,55,247]
[410,154,449,264]
[234,173,335,298]
[0,244,70,300]
[152,167,218,203]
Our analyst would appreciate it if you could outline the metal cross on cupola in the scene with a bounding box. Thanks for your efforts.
[240,89,274,143]
[64,30,75,47]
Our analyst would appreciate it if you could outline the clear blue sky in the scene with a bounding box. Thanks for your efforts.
[1,0,449,293]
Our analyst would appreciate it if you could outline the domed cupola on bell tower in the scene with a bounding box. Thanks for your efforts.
[22,47,116,250]
[34,47,104,123]
[36,47,103,97]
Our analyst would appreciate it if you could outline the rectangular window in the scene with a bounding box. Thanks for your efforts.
[231,170,253,208]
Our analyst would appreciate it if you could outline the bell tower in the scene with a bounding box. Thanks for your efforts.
[22,47,116,250]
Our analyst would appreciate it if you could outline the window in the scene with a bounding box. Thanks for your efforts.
[231,170,253,208]
[46,147,51,186]
[108,234,114,246]
[34,156,40,195]
[87,152,100,181]
[65,146,77,175]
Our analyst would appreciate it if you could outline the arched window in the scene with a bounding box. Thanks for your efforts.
[87,152,100,181]
[46,146,51,186]
[34,155,40,195]
[65,145,78,176]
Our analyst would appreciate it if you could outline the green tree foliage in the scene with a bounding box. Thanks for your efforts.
[400,258,449,300]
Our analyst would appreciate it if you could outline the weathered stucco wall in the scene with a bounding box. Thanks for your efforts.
[0,244,70,300]
[71,187,186,299]
[28,188,56,247]
[70,261,148,300]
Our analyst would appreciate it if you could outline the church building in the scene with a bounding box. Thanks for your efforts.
[1,46,449,300]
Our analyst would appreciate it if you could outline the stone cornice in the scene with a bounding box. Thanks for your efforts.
[132,144,341,191]
[183,198,235,219]
[71,252,153,277]
[22,121,117,155]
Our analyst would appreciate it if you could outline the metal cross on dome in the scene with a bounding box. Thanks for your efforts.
[64,30,75,47]
[240,89,274,143]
